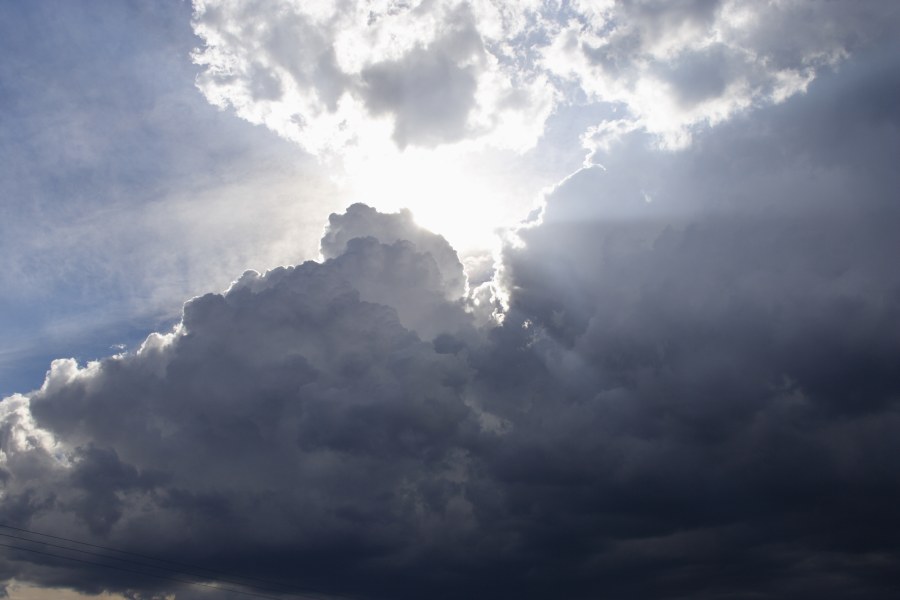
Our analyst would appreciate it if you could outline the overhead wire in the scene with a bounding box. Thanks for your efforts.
[0,523,296,592]
[0,531,288,590]
[0,523,351,600]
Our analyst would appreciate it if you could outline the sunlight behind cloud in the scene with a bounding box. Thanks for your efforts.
[5,1,900,598]
[343,144,539,253]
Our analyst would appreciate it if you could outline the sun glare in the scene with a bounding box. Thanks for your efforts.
[343,145,536,254]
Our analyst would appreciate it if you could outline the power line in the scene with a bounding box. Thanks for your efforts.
[0,531,291,592]
[0,531,186,571]
[0,523,352,600]
[0,523,359,600]
[0,541,285,600]
[0,523,298,593]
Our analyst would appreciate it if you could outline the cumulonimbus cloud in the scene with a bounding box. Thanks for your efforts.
[1,205,482,599]
[2,3,900,599]
[3,49,900,596]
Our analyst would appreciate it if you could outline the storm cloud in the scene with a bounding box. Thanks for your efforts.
[2,2,900,600]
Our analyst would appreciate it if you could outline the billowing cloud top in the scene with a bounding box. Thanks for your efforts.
[1,206,481,599]
[192,0,898,155]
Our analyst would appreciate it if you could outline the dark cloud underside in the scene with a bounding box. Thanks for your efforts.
[2,3,900,600]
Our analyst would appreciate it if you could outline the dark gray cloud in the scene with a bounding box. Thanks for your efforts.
[490,40,900,598]
[0,206,484,599]
[2,12,900,600]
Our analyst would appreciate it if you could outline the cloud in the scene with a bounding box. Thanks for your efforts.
[2,4,900,600]
[192,0,900,155]
[192,0,555,155]
[320,202,466,297]
[545,0,900,149]
[0,206,485,599]
[487,41,900,596]
[359,13,482,148]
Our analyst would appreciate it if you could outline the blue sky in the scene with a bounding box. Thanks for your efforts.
[0,1,340,395]
[2,1,900,599]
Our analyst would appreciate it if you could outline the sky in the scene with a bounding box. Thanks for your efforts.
[1,0,899,598]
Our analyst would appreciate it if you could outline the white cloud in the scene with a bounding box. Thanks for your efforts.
[192,0,893,155]
[540,0,881,149]
[192,0,556,156]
